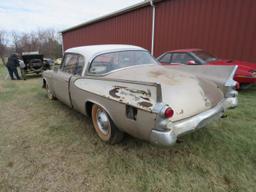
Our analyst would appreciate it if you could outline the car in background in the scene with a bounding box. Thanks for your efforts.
[42,45,238,147]
[44,58,54,66]
[21,52,52,79]
[158,49,256,89]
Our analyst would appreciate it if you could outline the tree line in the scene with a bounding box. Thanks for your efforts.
[0,29,62,65]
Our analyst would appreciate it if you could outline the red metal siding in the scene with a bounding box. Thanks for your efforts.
[63,0,256,62]
[63,6,152,51]
[154,0,256,62]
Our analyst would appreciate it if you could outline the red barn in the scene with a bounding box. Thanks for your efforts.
[61,0,256,62]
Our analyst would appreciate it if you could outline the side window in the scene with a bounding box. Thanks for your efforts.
[74,55,85,75]
[62,54,78,74]
[171,53,194,64]
[159,53,171,63]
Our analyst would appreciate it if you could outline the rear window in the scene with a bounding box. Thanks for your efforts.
[88,50,157,75]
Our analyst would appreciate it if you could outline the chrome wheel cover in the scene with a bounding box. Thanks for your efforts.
[96,109,110,135]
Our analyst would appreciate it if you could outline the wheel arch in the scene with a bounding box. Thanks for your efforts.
[42,78,47,88]
[43,76,56,97]
[85,100,116,123]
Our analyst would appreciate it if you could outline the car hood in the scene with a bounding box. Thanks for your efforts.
[106,64,224,121]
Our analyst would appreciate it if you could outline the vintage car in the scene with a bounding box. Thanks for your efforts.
[157,49,256,89]
[21,52,52,79]
[42,45,238,147]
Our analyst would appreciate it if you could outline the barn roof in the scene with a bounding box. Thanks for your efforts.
[61,0,162,33]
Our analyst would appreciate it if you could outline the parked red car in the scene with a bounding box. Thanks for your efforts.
[158,49,256,88]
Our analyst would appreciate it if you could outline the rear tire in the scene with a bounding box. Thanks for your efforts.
[91,104,123,144]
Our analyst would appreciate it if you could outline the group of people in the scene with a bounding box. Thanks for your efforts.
[6,53,25,80]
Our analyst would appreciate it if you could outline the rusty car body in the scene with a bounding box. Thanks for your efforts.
[42,45,238,147]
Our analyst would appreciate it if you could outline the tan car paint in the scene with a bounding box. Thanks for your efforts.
[106,65,224,121]
[69,79,157,140]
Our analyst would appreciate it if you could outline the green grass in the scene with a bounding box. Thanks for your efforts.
[0,62,7,80]
[0,71,255,192]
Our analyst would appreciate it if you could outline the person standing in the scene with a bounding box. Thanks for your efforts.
[6,53,21,80]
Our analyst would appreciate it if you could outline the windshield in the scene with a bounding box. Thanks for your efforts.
[193,51,217,62]
[89,50,157,74]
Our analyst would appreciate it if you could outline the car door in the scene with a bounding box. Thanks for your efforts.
[69,54,87,112]
[52,53,78,107]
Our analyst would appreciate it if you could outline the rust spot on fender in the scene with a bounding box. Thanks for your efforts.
[148,70,165,78]
[148,69,180,85]
[138,101,153,108]
[109,86,128,98]
[109,88,120,98]
[109,86,151,99]
[140,96,150,101]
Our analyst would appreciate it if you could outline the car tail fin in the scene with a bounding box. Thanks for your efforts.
[170,65,238,94]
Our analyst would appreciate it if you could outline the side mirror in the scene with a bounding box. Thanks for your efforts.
[187,60,196,65]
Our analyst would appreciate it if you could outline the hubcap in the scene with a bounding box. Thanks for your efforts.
[96,109,110,135]
[47,88,53,99]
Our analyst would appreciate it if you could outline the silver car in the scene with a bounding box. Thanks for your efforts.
[42,45,238,147]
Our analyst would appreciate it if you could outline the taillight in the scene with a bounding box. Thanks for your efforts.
[161,106,174,118]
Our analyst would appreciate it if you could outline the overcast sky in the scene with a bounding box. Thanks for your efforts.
[0,0,143,33]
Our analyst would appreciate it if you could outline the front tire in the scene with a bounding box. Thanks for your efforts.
[91,104,123,144]
[46,84,56,100]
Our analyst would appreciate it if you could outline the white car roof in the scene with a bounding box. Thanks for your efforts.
[65,44,147,60]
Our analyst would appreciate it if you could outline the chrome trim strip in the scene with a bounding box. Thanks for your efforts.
[85,63,156,77]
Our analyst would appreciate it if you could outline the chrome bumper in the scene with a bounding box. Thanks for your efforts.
[149,97,238,147]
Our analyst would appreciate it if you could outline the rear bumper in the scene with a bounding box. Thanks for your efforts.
[149,97,238,147]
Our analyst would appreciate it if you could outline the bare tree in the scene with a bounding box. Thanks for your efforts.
[12,31,19,52]
[0,31,8,66]
[11,29,62,59]
[37,29,62,58]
